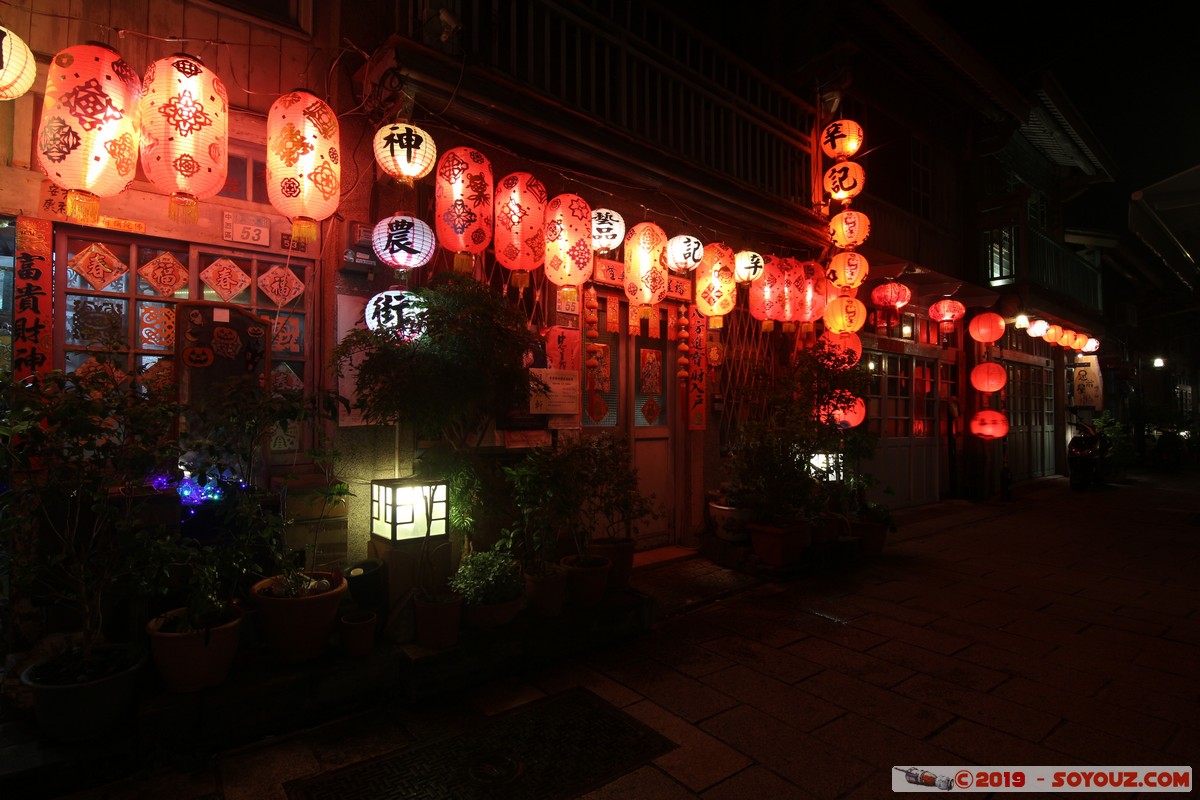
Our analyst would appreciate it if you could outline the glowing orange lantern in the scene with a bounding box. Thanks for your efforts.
[695,242,737,326]
[373,122,436,185]
[970,361,1007,393]
[435,145,493,258]
[828,210,870,249]
[967,311,1006,344]
[624,222,668,306]
[666,234,704,273]
[820,330,862,367]
[1042,323,1063,343]
[1071,332,1088,350]
[820,119,864,160]
[826,251,869,290]
[970,409,1009,440]
[823,161,865,202]
[0,26,37,100]
[823,295,867,334]
[780,258,827,324]
[1058,328,1076,346]
[734,250,765,283]
[37,43,142,223]
[494,171,547,287]
[544,193,592,287]
[371,214,436,270]
[832,396,866,429]
[266,89,340,243]
[591,208,625,255]
[139,54,228,223]
[929,298,966,333]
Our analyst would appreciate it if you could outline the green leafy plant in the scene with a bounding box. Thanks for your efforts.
[447,547,523,606]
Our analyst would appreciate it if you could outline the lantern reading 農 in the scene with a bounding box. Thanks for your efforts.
[371,215,436,270]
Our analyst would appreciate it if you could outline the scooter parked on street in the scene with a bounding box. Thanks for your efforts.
[1068,413,1110,490]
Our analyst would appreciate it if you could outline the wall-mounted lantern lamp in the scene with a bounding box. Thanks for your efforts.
[370,477,448,541]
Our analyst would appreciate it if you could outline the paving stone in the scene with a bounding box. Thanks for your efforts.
[796,669,953,738]
[1165,726,1199,761]
[698,635,823,684]
[811,711,962,769]
[852,614,972,655]
[701,765,817,800]
[622,700,752,793]
[1040,601,1169,637]
[929,719,1073,765]
[955,642,1107,697]
[694,606,810,648]
[582,764,700,799]
[930,616,1057,658]
[893,673,1060,742]
[1093,679,1200,728]
[867,640,1009,692]
[786,612,889,651]
[784,636,915,688]
[216,739,320,800]
[1043,646,1196,700]
[529,658,646,708]
[699,664,845,731]
[1042,721,1169,765]
[606,659,739,723]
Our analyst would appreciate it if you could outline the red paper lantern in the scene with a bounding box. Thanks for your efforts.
[826,251,869,290]
[871,281,912,312]
[373,122,436,184]
[494,171,547,277]
[823,160,865,202]
[929,298,966,332]
[666,234,704,273]
[624,222,668,306]
[1072,332,1088,350]
[544,193,592,287]
[266,89,340,243]
[823,295,868,334]
[820,330,862,367]
[37,43,143,223]
[819,119,865,160]
[970,409,1009,440]
[832,396,866,429]
[695,242,737,323]
[968,311,1006,344]
[828,210,870,249]
[750,255,785,325]
[970,361,1007,393]
[140,54,229,223]
[435,145,493,256]
[371,215,436,270]
[0,26,37,100]
[780,258,827,324]
[1058,328,1076,346]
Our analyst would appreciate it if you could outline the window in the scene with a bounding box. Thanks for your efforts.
[984,226,1015,285]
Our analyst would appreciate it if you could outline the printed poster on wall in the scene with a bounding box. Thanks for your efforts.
[12,217,54,381]
[1073,355,1103,410]
[687,306,707,430]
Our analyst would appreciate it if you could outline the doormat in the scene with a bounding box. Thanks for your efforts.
[283,688,676,800]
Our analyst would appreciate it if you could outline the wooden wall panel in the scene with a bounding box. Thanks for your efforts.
[68,0,110,47]
[107,0,148,74]
[247,26,282,116]
[279,36,312,99]
[181,2,220,68]
[144,1,185,67]
[216,15,251,110]
[27,0,69,56]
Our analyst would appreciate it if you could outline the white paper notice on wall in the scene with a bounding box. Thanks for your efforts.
[1073,355,1103,410]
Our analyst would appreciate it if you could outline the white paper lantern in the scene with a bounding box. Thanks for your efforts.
[373,122,436,184]
[372,215,436,270]
[734,250,765,283]
[364,289,421,333]
[665,234,704,273]
[0,26,37,101]
[591,208,625,255]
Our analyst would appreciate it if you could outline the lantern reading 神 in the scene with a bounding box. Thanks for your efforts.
[826,250,869,290]
[1027,319,1049,338]
[828,209,870,249]
[624,222,668,306]
[970,361,1007,393]
[373,122,436,185]
[364,289,420,333]
[734,250,765,284]
[823,160,865,203]
[970,409,1010,440]
[371,215,436,270]
[139,54,228,223]
[780,258,827,325]
[820,119,865,160]
[591,208,625,255]
[435,145,493,266]
[37,43,143,223]
[266,89,340,243]
[666,234,704,273]
[967,311,1006,344]
[929,298,966,333]
[0,26,37,100]
[694,242,737,327]
[823,295,867,334]
[494,171,547,289]
[820,330,862,367]
[544,193,593,287]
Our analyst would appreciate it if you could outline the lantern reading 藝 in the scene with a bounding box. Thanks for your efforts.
[435,145,493,264]
[970,361,1007,393]
[591,208,625,255]
[494,171,547,288]
[544,194,592,287]
[140,54,229,223]
[970,409,1010,440]
[665,234,704,273]
[828,210,870,249]
[0,26,37,101]
[266,89,340,243]
[371,215,436,270]
[929,298,966,333]
[37,43,143,223]
[624,222,668,307]
[694,242,737,326]
[734,250,765,284]
[826,251,869,290]
[373,122,436,184]
[820,119,864,160]
[823,295,867,334]
[967,311,1006,344]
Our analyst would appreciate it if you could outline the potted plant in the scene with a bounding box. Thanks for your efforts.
[447,547,524,628]
[499,447,570,617]
[1,365,180,740]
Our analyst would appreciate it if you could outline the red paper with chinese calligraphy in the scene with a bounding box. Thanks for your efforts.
[544,326,580,371]
[201,257,251,302]
[69,242,129,291]
[257,265,305,307]
[687,306,708,430]
[13,217,53,380]
[139,252,189,298]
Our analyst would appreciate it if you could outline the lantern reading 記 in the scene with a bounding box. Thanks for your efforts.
[266,89,340,243]
[826,251,869,290]
[970,361,1007,393]
[591,208,625,255]
[828,210,870,249]
[820,119,865,160]
[823,295,867,334]
[373,122,436,185]
[544,193,592,287]
[0,26,37,101]
[734,250,765,284]
[37,43,143,223]
[929,298,966,333]
[435,145,493,268]
[970,409,1010,440]
[694,242,737,327]
[371,215,436,270]
[967,311,1006,344]
[823,160,865,203]
[140,54,229,223]
[494,171,546,289]
[665,234,704,273]
[623,222,668,307]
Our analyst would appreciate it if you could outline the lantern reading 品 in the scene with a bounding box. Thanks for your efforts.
[266,89,340,243]
[591,208,625,255]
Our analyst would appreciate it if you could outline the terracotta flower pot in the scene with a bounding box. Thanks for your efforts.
[147,605,244,692]
[524,564,568,618]
[250,572,349,664]
[463,594,524,628]
[747,521,811,568]
[20,645,145,742]
[560,554,611,608]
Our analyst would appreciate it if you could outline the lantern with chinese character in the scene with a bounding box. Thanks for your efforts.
[970,361,1007,393]
[929,298,966,333]
[826,251,869,290]
[624,222,667,307]
[36,43,143,223]
[139,54,229,223]
[0,26,36,101]
[823,295,867,334]
[871,280,911,324]
[734,249,765,284]
[694,242,737,327]
[820,330,862,367]
[820,119,864,160]
[970,409,1009,440]
[1027,318,1049,338]
[823,160,865,203]
[434,145,493,265]
[266,89,340,243]
[828,210,870,249]
[780,258,827,325]
[364,289,421,334]
[665,234,704,273]
[544,193,592,286]
[1041,323,1063,344]
[493,171,546,288]
[967,311,1006,344]
[371,214,436,270]
[373,122,436,185]
[591,208,625,255]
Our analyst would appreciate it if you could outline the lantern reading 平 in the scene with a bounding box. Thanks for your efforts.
[266,89,340,243]
[373,122,436,184]
[371,215,436,270]
[734,250,765,284]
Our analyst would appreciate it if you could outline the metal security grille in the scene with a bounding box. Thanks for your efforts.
[715,304,775,452]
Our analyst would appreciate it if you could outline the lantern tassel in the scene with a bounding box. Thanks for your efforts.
[65,190,101,225]
[453,252,474,274]
[169,193,200,225]
[706,315,723,330]
[291,217,318,244]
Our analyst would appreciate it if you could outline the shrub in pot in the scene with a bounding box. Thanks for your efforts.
[448,547,524,628]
